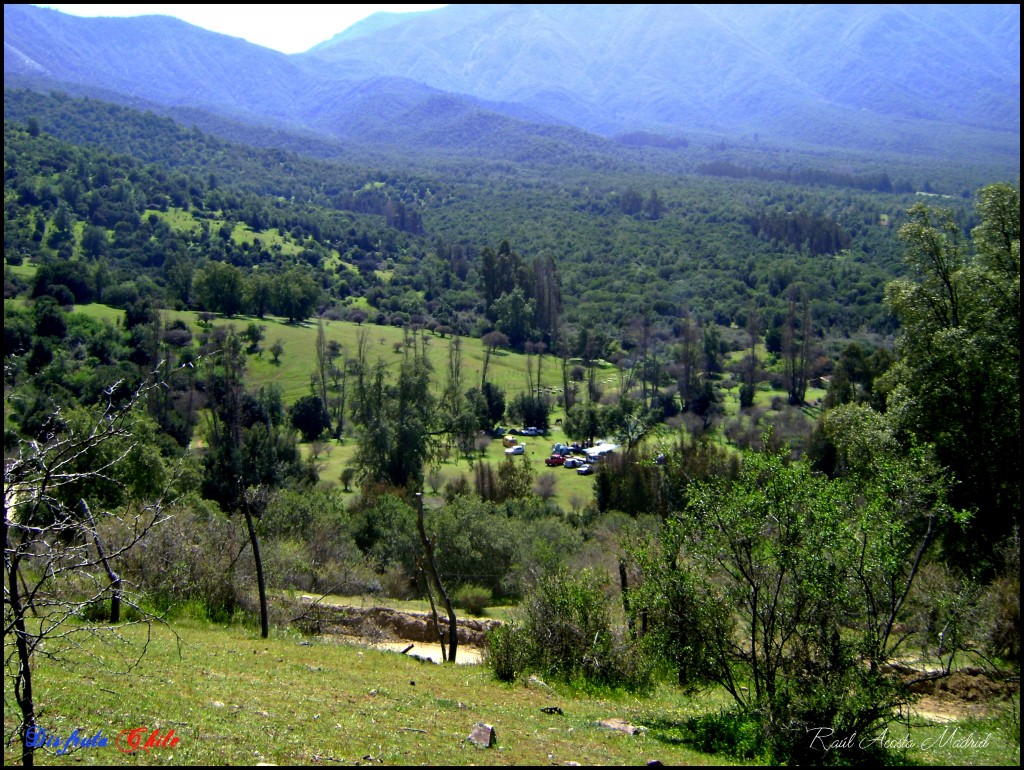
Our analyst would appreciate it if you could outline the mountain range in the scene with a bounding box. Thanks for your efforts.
[4,3,1020,161]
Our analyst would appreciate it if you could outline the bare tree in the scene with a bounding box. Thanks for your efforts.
[480,331,508,389]
[4,379,174,766]
[241,486,270,639]
[415,494,457,663]
[533,472,558,502]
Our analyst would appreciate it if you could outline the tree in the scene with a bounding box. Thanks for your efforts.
[439,336,477,456]
[675,312,701,404]
[480,330,508,388]
[201,332,311,637]
[312,319,332,422]
[782,286,812,405]
[493,287,536,350]
[467,382,505,431]
[643,188,665,220]
[243,321,265,354]
[602,396,660,450]
[269,339,284,364]
[194,261,244,316]
[506,391,551,431]
[627,435,962,764]
[246,272,273,319]
[533,472,558,502]
[497,455,534,501]
[881,183,1020,572]
[272,266,321,323]
[4,379,174,766]
[563,400,602,446]
[290,394,331,442]
[823,342,892,411]
[415,494,458,663]
[740,305,760,409]
[80,224,109,260]
[352,335,437,488]
[532,254,562,345]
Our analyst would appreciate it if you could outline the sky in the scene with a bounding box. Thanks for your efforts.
[33,4,449,54]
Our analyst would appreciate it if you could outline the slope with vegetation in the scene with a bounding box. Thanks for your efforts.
[4,80,1020,766]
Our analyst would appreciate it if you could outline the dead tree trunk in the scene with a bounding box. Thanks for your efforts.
[416,493,457,662]
[82,500,121,623]
[242,487,269,639]
[6,535,38,768]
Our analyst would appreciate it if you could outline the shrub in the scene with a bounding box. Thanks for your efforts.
[627,438,956,764]
[485,621,530,683]
[453,583,492,615]
[677,708,766,761]
[111,504,249,622]
[488,568,652,692]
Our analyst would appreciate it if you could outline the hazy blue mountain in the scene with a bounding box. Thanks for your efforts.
[300,4,1020,143]
[4,4,308,122]
[4,4,573,156]
[5,3,1019,160]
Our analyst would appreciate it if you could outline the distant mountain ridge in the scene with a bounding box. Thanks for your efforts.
[300,4,1019,136]
[4,3,1019,159]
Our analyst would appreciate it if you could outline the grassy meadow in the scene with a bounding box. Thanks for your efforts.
[63,303,622,508]
[34,300,827,511]
[4,618,1018,766]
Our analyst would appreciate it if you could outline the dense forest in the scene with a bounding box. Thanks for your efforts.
[5,90,973,341]
[4,86,1020,766]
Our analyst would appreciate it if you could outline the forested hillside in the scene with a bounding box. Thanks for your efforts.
[5,89,952,342]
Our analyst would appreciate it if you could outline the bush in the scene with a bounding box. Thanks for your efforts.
[677,708,766,761]
[627,439,956,764]
[110,504,249,622]
[485,621,530,683]
[453,583,492,615]
[487,568,652,692]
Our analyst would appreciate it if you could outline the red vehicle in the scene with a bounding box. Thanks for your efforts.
[545,454,566,466]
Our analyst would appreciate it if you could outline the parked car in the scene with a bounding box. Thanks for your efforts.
[502,435,519,448]
[521,427,541,436]
[545,454,566,466]
[577,463,593,475]
[563,457,581,469]
[505,444,525,455]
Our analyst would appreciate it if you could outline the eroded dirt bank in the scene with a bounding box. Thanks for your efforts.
[286,596,500,652]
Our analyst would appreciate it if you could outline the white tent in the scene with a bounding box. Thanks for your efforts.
[584,442,618,461]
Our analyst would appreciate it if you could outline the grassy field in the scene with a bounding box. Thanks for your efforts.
[12,300,825,511]
[304,421,599,513]
[147,308,597,407]
[3,618,1017,766]
[55,303,614,509]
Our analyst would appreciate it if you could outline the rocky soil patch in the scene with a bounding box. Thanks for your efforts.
[886,663,1020,721]
[286,595,501,652]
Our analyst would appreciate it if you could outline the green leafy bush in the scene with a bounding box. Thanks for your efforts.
[486,568,652,692]
[485,622,530,683]
[626,435,958,764]
[452,583,492,615]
